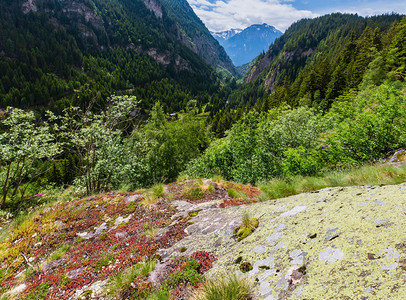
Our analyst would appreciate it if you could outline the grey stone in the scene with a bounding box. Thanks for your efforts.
[125,194,142,203]
[372,200,385,205]
[381,248,400,271]
[114,215,132,228]
[319,247,345,264]
[279,206,307,218]
[115,232,128,239]
[266,232,284,244]
[290,249,306,265]
[275,241,285,250]
[253,245,267,254]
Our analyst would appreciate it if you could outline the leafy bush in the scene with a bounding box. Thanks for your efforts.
[282,146,325,176]
[327,84,406,163]
[186,107,328,184]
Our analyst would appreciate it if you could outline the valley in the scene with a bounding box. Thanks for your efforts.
[1,0,406,299]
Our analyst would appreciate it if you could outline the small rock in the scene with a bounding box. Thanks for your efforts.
[319,247,344,264]
[279,206,307,218]
[260,281,273,297]
[266,232,284,245]
[115,232,128,239]
[253,245,267,254]
[290,250,306,265]
[42,257,66,273]
[6,284,26,296]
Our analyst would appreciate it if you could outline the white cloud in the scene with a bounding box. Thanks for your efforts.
[187,0,318,32]
[318,2,406,17]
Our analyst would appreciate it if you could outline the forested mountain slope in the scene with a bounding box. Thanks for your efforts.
[226,13,403,110]
[0,0,234,112]
[160,0,235,73]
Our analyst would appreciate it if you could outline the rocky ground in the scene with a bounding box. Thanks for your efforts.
[1,179,406,299]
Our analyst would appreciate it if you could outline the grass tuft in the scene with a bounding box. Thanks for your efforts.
[190,275,252,300]
[47,245,71,263]
[107,258,156,298]
[141,184,166,206]
[211,175,223,183]
[227,189,248,200]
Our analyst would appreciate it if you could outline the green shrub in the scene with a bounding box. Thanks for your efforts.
[165,259,203,288]
[282,146,325,176]
[227,188,239,198]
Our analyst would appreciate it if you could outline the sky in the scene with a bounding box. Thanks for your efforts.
[186,0,406,32]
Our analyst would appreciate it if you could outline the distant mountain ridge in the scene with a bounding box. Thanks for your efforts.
[211,28,243,42]
[212,24,283,66]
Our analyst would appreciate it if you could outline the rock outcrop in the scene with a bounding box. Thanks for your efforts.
[1,179,405,299]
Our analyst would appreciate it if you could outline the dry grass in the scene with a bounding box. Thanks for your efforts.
[260,163,406,200]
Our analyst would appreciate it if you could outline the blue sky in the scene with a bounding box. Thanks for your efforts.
[186,0,406,32]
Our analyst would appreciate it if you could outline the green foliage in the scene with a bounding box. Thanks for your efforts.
[21,283,50,300]
[142,183,166,206]
[0,0,220,112]
[186,107,328,184]
[147,287,171,300]
[190,275,252,300]
[151,184,165,199]
[165,259,203,288]
[93,253,116,271]
[0,108,60,208]
[386,17,406,79]
[282,146,325,176]
[234,213,259,241]
[59,95,141,194]
[327,84,406,163]
[227,188,247,200]
[187,81,406,185]
[228,13,403,113]
[48,245,71,263]
[139,102,210,184]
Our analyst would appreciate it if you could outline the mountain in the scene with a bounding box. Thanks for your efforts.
[160,0,236,74]
[212,24,283,66]
[225,13,403,110]
[211,28,243,42]
[0,0,235,112]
